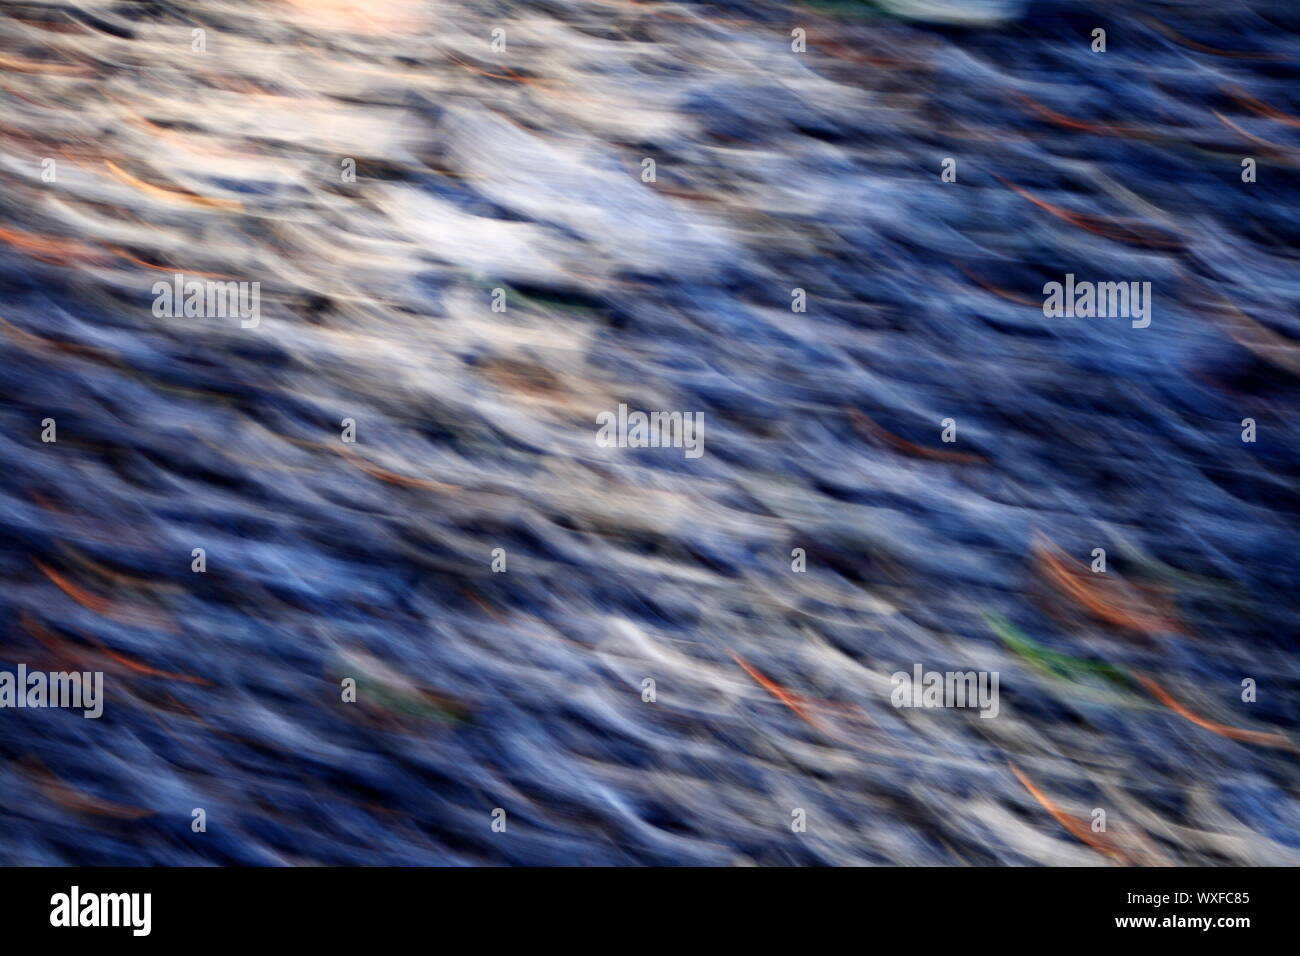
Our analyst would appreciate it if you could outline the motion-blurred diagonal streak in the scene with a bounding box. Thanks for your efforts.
[0,0,1296,865]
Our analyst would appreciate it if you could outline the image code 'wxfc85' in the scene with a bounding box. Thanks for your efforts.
[0,0,1297,875]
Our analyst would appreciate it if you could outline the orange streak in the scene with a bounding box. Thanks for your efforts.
[0,226,102,262]
[21,611,201,684]
[25,761,155,820]
[1014,94,1146,137]
[850,409,985,464]
[104,161,244,212]
[1135,674,1294,751]
[58,545,169,590]
[338,447,460,493]
[0,314,111,360]
[1032,537,1175,634]
[110,246,235,279]
[95,645,211,685]
[1141,16,1283,60]
[161,691,211,724]
[956,262,1040,307]
[1001,177,1106,229]
[1009,762,1127,860]
[33,559,180,635]
[442,51,536,83]
[33,559,116,614]
[1211,110,1295,157]
[0,52,86,74]
[117,106,252,158]
[274,429,459,491]
[997,177,1181,249]
[1224,86,1300,128]
[462,586,506,622]
[732,653,826,732]
[1195,284,1300,378]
